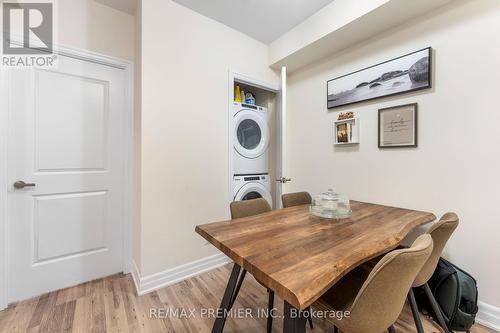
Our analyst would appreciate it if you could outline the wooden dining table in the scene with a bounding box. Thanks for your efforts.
[195,200,436,333]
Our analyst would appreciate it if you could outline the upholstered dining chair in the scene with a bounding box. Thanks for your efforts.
[313,234,434,333]
[230,198,271,219]
[407,213,459,333]
[281,191,312,208]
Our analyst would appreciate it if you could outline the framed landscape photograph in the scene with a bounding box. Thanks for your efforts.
[378,103,418,148]
[327,47,432,108]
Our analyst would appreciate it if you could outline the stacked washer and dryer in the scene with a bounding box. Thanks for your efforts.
[231,102,273,207]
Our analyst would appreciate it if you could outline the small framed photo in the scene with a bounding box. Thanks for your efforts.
[336,123,349,143]
[378,103,417,148]
[334,117,359,145]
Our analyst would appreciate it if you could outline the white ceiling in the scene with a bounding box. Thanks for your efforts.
[94,0,136,15]
[172,0,335,44]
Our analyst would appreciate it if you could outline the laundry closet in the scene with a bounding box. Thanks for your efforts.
[229,73,284,209]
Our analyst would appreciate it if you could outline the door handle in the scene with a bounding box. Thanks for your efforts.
[13,181,36,189]
[275,177,291,184]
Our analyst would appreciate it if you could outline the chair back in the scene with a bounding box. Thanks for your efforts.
[413,212,459,287]
[230,198,271,219]
[349,234,433,333]
[281,192,312,208]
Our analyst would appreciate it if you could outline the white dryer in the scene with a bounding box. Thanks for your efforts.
[232,102,270,175]
[232,174,272,207]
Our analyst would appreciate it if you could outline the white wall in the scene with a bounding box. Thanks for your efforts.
[0,0,135,60]
[268,0,452,72]
[139,0,278,276]
[57,0,135,60]
[286,0,500,308]
[269,0,390,65]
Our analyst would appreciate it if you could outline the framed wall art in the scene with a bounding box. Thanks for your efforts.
[378,103,418,148]
[327,47,432,108]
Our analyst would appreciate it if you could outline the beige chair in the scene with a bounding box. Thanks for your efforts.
[313,234,434,333]
[407,213,459,333]
[230,198,271,219]
[281,191,312,208]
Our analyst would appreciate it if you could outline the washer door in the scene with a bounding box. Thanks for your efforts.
[233,109,269,159]
[234,182,272,206]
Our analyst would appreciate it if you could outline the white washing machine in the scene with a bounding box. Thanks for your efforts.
[232,174,272,207]
[232,102,270,175]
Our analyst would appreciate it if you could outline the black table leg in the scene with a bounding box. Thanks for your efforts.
[229,269,247,308]
[267,290,275,333]
[212,263,242,333]
[283,301,306,333]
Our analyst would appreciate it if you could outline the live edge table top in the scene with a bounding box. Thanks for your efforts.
[195,201,436,310]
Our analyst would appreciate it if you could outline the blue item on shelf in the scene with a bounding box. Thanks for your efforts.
[245,92,256,105]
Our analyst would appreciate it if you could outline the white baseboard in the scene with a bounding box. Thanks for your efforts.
[131,260,142,296]
[131,253,231,296]
[477,301,500,332]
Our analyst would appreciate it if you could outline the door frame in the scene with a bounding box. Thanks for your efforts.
[276,66,287,208]
[0,59,9,310]
[227,71,279,211]
[0,42,134,310]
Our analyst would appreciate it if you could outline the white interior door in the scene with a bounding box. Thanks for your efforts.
[7,54,127,302]
[275,66,290,207]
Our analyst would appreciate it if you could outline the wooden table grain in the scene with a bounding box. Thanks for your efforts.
[196,201,436,332]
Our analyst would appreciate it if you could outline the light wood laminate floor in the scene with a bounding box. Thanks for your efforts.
[0,264,494,333]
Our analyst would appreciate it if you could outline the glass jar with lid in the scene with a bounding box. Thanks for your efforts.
[310,188,352,219]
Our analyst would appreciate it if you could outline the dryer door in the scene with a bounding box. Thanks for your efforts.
[234,182,272,207]
[233,109,270,159]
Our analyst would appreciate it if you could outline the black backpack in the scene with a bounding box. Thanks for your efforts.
[415,258,479,332]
